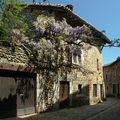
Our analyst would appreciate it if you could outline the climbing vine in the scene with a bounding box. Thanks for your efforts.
[0,1,93,109]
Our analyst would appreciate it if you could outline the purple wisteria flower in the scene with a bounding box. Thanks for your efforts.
[54,26,62,33]
[38,28,45,34]
[49,20,63,33]
[24,39,41,51]
[33,43,41,51]
[28,39,36,46]
[49,20,56,28]
[11,29,20,36]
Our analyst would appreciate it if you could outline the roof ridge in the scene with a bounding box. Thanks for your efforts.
[25,3,111,44]
[103,58,120,67]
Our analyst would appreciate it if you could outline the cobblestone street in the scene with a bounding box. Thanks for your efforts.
[2,97,120,120]
[2,98,120,120]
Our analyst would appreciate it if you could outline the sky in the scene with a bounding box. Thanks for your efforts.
[26,0,120,64]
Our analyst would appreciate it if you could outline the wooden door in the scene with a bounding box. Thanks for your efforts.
[17,73,36,116]
[0,70,17,118]
[59,81,69,109]
[0,69,36,117]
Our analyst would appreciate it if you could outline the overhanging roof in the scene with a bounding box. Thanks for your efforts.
[26,3,111,44]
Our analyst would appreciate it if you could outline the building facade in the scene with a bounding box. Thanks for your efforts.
[0,4,110,118]
[103,58,120,97]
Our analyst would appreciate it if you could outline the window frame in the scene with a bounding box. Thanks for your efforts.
[72,48,83,65]
[93,84,97,97]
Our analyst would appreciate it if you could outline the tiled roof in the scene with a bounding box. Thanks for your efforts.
[26,3,111,44]
[103,58,120,67]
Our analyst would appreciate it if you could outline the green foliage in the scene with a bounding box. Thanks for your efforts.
[0,1,91,71]
[0,0,27,42]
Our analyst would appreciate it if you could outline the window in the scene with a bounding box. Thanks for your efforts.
[72,48,83,64]
[97,59,99,71]
[93,84,97,97]
[106,74,107,80]
[82,85,89,96]
[113,84,116,94]
[107,86,108,91]
[78,84,82,94]
[73,54,77,63]
[78,55,81,64]
[100,84,103,97]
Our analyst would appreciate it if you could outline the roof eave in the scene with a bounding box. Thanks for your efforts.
[103,58,120,68]
[26,3,111,44]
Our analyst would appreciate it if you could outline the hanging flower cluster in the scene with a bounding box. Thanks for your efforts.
[10,15,91,67]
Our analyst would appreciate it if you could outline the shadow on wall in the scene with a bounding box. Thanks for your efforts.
[0,67,105,119]
[71,85,89,107]
[0,94,17,119]
[39,85,90,113]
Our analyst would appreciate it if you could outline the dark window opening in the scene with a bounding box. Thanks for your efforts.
[93,84,97,97]
[106,74,107,80]
[113,84,116,94]
[97,59,99,71]
[107,86,108,91]
[78,84,82,94]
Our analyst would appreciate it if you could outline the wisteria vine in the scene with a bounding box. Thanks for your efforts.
[11,15,91,69]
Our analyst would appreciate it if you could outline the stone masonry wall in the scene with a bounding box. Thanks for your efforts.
[23,7,105,106]
[0,46,29,65]
[0,41,105,113]
[0,46,60,112]
[0,7,106,112]
[103,60,120,97]
[67,43,105,106]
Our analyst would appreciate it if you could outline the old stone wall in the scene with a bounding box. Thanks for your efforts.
[84,44,105,104]
[0,46,60,112]
[0,41,105,111]
[68,43,105,106]
[0,46,29,65]
[0,7,106,112]
[103,60,120,97]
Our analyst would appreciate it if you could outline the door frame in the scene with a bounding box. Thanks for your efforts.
[59,81,70,109]
[0,63,37,117]
[17,72,36,116]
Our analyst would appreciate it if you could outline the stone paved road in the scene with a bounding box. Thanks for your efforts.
[22,98,120,120]
[87,100,120,120]
[1,98,120,120]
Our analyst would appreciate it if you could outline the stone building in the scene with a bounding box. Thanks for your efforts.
[103,58,120,97]
[0,4,110,118]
